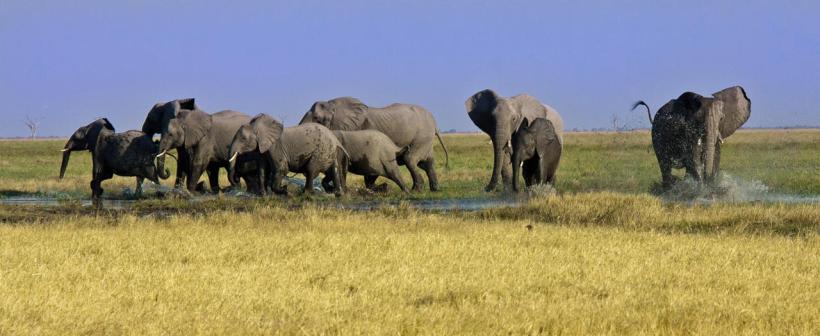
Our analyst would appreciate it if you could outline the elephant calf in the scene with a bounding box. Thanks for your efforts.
[229,115,346,196]
[511,118,562,192]
[323,130,408,193]
[60,118,170,201]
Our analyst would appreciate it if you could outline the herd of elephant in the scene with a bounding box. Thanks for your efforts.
[58,86,751,201]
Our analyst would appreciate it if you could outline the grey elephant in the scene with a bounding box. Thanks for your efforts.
[156,107,255,193]
[142,98,198,188]
[229,116,346,196]
[632,86,751,189]
[299,97,448,192]
[466,89,564,192]
[322,130,409,193]
[511,118,562,192]
[59,118,170,201]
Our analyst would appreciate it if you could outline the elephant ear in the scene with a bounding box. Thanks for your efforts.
[177,98,198,111]
[99,118,115,132]
[251,114,284,153]
[179,110,212,148]
[328,97,368,131]
[533,119,557,156]
[712,86,751,138]
[466,89,500,135]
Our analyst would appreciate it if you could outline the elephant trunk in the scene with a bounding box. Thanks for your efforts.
[228,149,241,185]
[703,101,723,182]
[488,127,512,191]
[59,149,71,179]
[156,153,171,179]
[511,147,521,192]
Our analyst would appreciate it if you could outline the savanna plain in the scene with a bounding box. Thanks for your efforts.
[0,130,818,334]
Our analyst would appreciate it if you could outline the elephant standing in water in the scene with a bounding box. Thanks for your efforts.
[59,118,170,201]
[299,97,448,192]
[632,86,751,189]
[511,118,562,192]
[155,107,256,193]
[229,115,347,196]
[324,130,409,193]
[466,89,564,192]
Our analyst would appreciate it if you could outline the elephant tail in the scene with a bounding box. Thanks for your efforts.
[435,130,450,169]
[631,101,653,124]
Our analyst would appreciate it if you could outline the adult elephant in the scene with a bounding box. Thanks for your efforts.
[632,86,751,189]
[155,108,253,193]
[142,98,199,188]
[465,89,564,192]
[299,97,448,192]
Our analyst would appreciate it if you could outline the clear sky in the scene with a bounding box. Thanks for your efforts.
[1,0,819,137]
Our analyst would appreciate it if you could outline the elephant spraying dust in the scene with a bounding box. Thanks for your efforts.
[466,89,564,192]
[60,118,170,201]
[632,86,751,189]
[299,97,448,192]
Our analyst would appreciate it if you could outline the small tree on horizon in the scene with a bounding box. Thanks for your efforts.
[24,115,41,139]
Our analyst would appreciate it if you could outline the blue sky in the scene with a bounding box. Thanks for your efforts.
[1,1,819,137]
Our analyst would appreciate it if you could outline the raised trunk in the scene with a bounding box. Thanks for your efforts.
[59,150,71,179]
[703,101,723,182]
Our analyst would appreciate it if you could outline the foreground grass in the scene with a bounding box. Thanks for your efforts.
[2,129,818,199]
[1,194,818,334]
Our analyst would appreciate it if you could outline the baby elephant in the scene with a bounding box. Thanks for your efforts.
[511,118,562,192]
[60,118,170,201]
[322,130,408,193]
[229,115,347,196]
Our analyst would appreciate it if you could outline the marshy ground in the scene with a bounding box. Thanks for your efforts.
[0,130,818,334]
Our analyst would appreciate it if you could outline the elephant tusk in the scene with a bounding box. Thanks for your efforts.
[229,152,238,163]
[156,150,167,158]
[60,148,69,152]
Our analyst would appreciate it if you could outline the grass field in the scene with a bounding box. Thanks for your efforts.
[0,130,819,334]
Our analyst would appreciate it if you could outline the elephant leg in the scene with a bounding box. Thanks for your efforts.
[683,156,701,183]
[303,170,316,195]
[331,166,343,197]
[384,163,409,193]
[206,166,221,194]
[418,155,439,192]
[403,153,425,192]
[364,175,378,190]
[174,150,189,188]
[658,157,675,189]
[186,164,205,193]
[522,159,536,188]
[135,177,144,198]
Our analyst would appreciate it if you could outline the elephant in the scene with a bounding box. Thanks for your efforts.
[229,116,346,196]
[299,97,448,192]
[466,89,564,192]
[322,130,409,193]
[142,98,199,188]
[511,118,562,192]
[632,85,751,189]
[156,108,256,193]
[59,118,170,201]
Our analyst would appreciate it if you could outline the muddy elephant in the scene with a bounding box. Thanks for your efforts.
[466,89,564,192]
[299,97,448,192]
[324,130,409,193]
[229,116,346,196]
[511,118,562,192]
[632,86,751,189]
[156,108,255,193]
[59,118,170,201]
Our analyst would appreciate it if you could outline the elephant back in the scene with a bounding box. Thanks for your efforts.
[510,94,564,138]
